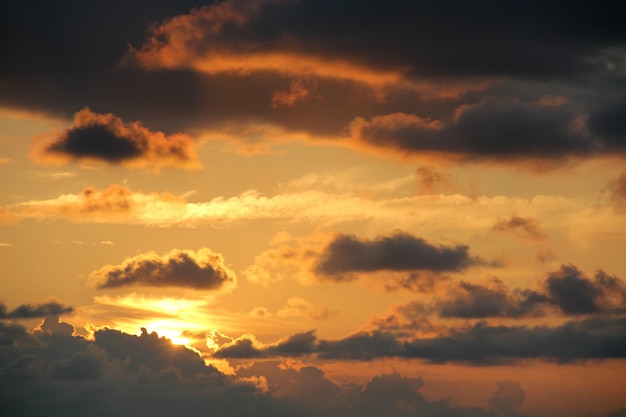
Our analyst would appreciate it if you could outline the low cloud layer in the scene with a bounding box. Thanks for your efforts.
[0,301,73,319]
[31,108,200,170]
[211,316,626,365]
[89,248,236,290]
[2,320,593,417]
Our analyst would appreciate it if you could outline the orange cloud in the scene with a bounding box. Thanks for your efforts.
[31,108,201,170]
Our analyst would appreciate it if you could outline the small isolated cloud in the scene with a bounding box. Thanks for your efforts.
[312,231,486,281]
[89,248,236,290]
[492,215,546,241]
[0,300,73,319]
[276,297,337,320]
[607,171,626,212]
[416,166,454,194]
[31,108,201,170]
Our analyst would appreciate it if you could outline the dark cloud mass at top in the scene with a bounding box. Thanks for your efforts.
[1,0,625,164]
[4,320,602,417]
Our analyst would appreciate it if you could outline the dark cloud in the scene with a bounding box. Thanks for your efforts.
[348,97,599,163]
[213,337,263,359]
[400,317,626,364]
[400,265,626,319]
[492,215,546,241]
[267,330,317,357]
[1,319,624,416]
[31,108,201,170]
[437,280,550,319]
[214,330,318,359]
[214,315,626,364]
[312,231,484,281]
[2,0,625,166]
[90,248,236,290]
[0,301,73,320]
[545,265,626,315]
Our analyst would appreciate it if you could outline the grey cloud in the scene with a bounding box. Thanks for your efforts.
[437,280,550,319]
[401,317,626,364]
[545,265,626,315]
[215,316,626,364]
[349,98,599,162]
[1,1,625,166]
[312,231,484,281]
[213,337,263,359]
[214,330,318,359]
[414,265,626,319]
[0,301,73,320]
[1,319,624,416]
[90,248,236,290]
[31,108,200,170]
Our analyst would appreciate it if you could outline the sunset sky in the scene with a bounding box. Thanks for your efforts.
[1,1,626,416]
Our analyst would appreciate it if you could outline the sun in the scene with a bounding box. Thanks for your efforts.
[142,321,192,346]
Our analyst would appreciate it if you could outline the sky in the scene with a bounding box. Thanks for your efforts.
[1,0,626,416]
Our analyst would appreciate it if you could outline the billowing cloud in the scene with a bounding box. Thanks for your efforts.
[394,265,626,319]
[31,108,201,170]
[437,279,549,319]
[545,265,626,315]
[492,215,546,241]
[312,231,486,281]
[0,301,73,320]
[89,248,236,290]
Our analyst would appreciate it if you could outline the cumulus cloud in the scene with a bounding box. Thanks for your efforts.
[437,279,550,319]
[31,108,201,170]
[312,231,487,281]
[544,265,626,315]
[89,248,236,290]
[0,301,73,320]
[391,265,626,319]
